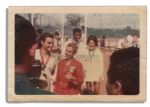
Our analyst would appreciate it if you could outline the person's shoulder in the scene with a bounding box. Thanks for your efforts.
[94,48,102,56]
[48,54,58,67]
[95,48,102,52]
[73,58,82,66]
[82,46,89,54]
[79,41,86,46]
[58,58,65,64]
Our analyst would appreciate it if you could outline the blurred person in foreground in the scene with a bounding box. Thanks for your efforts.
[54,43,84,95]
[106,47,139,95]
[15,14,53,94]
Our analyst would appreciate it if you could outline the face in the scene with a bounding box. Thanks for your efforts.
[133,35,138,40]
[65,46,74,59]
[88,40,96,51]
[41,37,54,52]
[73,32,81,42]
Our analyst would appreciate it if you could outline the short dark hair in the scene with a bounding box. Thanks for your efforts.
[38,33,54,48]
[15,14,37,64]
[107,47,139,95]
[36,28,43,34]
[54,31,59,36]
[73,28,81,34]
[102,35,106,39]
[87,35,98,46]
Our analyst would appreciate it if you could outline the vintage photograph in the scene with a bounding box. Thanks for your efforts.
[7,7,146,102]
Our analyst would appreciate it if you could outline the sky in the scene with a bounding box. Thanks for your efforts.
[87,14,139,29]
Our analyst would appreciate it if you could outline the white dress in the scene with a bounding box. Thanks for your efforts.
[35,49,57,92]
[81,48,104,81]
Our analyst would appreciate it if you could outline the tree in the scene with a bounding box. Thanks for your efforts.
[65,14,84,27]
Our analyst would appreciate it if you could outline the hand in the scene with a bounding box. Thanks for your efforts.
[39,80,48,89]
[65,73,73,80]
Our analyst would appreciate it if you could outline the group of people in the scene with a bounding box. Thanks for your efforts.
[117,34,139,49]
[15,14,139,95]
[33,27,104,95]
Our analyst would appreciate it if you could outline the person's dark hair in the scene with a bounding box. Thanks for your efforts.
[38,33,54,48]
[107,47,139,95]
[87,35,98,46]
[36,28,43,34]
[15,14,37,64]
[54,31,59,36]
[102,35,106,39]
[73,28,81,35]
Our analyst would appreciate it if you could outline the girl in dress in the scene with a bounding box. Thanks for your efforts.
[81,35,104,95]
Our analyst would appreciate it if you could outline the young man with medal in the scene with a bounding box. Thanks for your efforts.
[35,33,57,92]
[54,43,84,95]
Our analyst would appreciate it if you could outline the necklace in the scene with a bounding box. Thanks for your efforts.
[89,50,94,58]
[40,49,50,70]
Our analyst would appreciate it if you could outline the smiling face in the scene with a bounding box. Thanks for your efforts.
[73,31,81,42]
[41,37,54,52]
[65,46,74,60]
[88,40,96,51]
